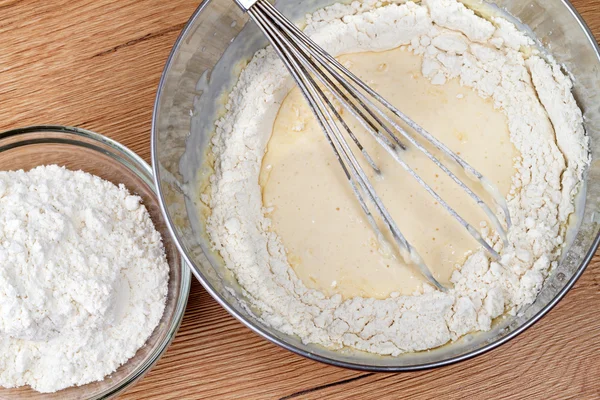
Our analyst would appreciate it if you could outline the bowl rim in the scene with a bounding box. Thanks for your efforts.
[0,125,192,398]
[151,0,600,372]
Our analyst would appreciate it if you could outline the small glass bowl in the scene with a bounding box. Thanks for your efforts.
[0,126,191,399]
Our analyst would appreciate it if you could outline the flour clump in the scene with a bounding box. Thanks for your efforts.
[0,165,169,393]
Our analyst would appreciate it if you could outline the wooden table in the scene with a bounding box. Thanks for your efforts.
[1,1,599,398]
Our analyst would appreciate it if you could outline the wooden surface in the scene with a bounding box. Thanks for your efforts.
[0,1,599,399]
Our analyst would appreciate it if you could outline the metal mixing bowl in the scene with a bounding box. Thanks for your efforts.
[152,0,600,370]
[0,126,191,398]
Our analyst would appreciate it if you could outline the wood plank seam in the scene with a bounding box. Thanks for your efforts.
[93,22,187,58]
[279,373,376,400]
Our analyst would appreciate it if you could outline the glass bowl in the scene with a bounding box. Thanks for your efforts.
[0,126,191,399]
[152,0,600,370]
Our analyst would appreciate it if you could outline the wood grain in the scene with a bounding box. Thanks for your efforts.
[0,1,599,399]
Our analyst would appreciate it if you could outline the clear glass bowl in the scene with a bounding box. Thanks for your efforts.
[153,0,600,370]
[0,126,191,399]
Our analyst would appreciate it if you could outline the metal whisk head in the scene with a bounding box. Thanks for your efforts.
[235,0,511,291]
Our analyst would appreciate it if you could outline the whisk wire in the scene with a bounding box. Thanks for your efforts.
[249,6,445,290]
[241,0,513,290]
[257,1,504,260]
[257,0,509,248]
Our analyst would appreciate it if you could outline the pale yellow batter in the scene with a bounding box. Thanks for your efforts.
[260,48,517,299]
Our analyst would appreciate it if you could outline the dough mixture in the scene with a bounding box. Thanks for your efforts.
[205,0,589,355]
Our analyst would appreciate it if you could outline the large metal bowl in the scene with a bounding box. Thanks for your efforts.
[152,0,600,370]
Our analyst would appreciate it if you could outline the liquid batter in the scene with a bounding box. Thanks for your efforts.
[260,48,517,299]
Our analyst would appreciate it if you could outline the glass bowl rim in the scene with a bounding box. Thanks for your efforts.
[0,124,192,398]
[151,0,600,372]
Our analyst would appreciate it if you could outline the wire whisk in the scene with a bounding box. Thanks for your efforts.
[234,0,511,291]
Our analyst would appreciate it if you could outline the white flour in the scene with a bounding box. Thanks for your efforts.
[206,0,589,355]
[0,165,169,392]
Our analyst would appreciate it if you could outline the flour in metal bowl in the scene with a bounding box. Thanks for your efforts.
[203,0,589,356]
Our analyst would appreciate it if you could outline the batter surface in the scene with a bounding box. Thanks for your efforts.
[204,0,589,355]
[260,48,516,299]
